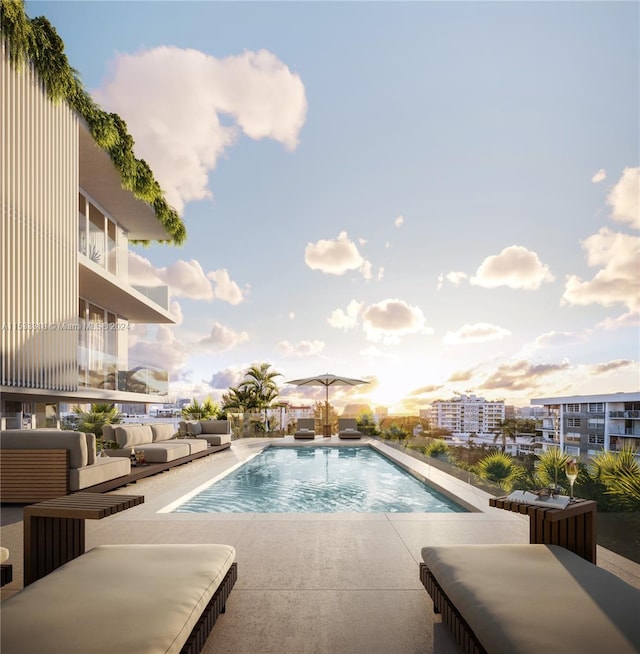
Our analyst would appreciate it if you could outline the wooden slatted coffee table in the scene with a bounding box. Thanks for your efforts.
[23,492,144,585]
[489,495,597,563]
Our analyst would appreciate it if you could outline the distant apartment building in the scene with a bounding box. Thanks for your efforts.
[530,392,640,458]
[429,394,505,436]
[1,30,182,428]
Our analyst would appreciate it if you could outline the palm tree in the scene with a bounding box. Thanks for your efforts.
[238,363,282,432]
[493,418,537,453]
[181,397,220,420]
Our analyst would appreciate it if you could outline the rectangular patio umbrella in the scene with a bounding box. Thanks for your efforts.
[286,373,370,436]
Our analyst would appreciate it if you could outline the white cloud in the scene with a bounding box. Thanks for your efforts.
[362,298,432,343]
[607,167,640,229]
[534,331,583,348]
[596,312,640,330]
[94,46,307,213]
[305,231,371,277]
[129,325,189,372]
[127,252,164,286]
[127,253,246,304]
[437,271,468,290]
[206,269,247,305]
[199,322,249,351]
[276,339,325,357]
[158,259,214,300]
[591,169,606,183]
[443,322,511,345]
[377,267,385,281]
[328,300,363,331]
[169,300,183,325]
[394,215,404,228]
[563,227,640,313]
[288,312,295,320]
[471,245,554,290]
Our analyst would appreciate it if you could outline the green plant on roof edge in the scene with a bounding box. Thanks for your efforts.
[0,0,186,246]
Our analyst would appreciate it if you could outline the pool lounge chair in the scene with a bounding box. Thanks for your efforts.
[419,544,640,654]
[338,418,362,439]
[294,418,316,439]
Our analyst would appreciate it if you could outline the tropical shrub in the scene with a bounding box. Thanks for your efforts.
[590,446,640,511]
[477,452,524,491]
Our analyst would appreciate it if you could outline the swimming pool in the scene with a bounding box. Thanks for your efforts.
[171,445,467,513]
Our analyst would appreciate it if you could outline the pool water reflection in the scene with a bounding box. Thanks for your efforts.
[173,446,467,513]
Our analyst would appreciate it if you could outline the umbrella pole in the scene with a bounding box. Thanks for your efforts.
[324,386,330,437]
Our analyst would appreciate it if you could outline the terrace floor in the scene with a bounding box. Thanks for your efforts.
[2,437,639,654]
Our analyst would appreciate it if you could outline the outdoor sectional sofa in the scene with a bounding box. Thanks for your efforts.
[101,422,210,461]
[1,543,237,654]
[419,543,640,654]
[0,429,131,503]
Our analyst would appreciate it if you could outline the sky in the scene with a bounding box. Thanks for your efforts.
[27,1,639,413]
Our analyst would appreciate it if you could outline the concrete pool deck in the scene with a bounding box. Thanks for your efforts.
[2,436,639,654]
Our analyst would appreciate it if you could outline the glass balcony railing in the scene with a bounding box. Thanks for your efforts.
[609,410,640,419]
[132,285,170,311]
[78,348,168,395]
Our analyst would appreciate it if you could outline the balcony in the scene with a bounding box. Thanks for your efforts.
[609,410,640,419]
[79,258,173,323]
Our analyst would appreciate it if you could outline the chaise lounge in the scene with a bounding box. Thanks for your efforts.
[338,418,362,439]
[419,544,640,654]
[294,418,316,439]
[1,543,237,654]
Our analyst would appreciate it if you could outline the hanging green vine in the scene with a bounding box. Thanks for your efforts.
[1,0,186,245]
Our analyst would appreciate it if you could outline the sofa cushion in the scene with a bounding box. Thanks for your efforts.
[186,421,203,436]
[200,420,231,435]
[183,438,209,454]
[0,429,87,468]
[421,544,640,654]
[0,543,236,654]
[113,424,153,449]
[133,442,191,462]
[196,433,231,446]
[69,457,131,491]
[150,423,177,442]
[84,433,97,465]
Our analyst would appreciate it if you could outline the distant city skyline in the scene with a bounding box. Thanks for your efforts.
[29,1,639,413]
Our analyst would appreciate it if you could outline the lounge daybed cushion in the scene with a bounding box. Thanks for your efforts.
[420,544,640,654]
[1,543,237,654]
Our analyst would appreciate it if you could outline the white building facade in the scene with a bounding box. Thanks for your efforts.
[429,394,505,436]
[530,392,640,459]
[1,36,181,428]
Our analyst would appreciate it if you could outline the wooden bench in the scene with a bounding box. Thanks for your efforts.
[1,544,237,654]
[420,544,640,654]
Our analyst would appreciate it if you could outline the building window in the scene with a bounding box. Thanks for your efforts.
[588,403,604,413]
[565,446,581,456]
[588,434,605,445]
[588,418,605,429]
[567,418,581,427]
[565,433,581,443]
[566,404,581,413]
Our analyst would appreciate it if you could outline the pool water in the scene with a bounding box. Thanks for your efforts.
[173,446,467,513]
